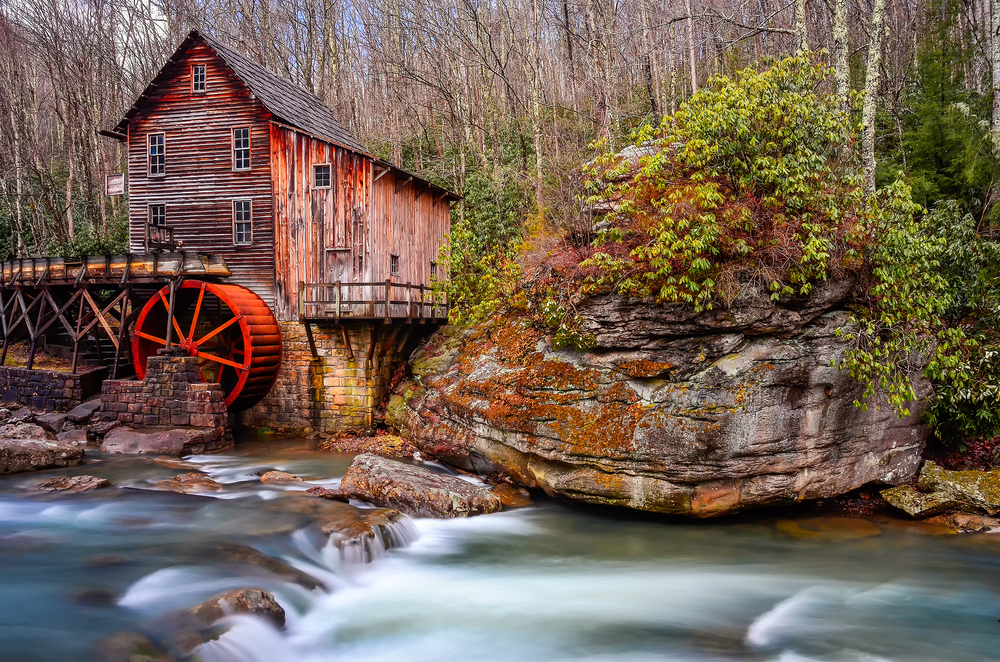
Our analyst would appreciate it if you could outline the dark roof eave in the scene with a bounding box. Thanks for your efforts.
[374,159,462,201]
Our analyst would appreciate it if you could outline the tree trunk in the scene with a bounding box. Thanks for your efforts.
[795,0,810,52]
[862,0,888,194]
[833,0,850,103]
[685,0,698,93]
[991,0,1000,150]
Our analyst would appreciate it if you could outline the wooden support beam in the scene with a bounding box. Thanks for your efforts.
[340,324,354,360]
[41,289,82,338]
[373,166,390,183]
[384,279,392,322]
[26,294,46,370]
[378,324,403,360]
[395,176,413,194]
[71,295,85,374]
[75,257,88,285]
[396,328,413,355]
[303,321,319,360]
[119,254,132,285]
[81,288,120,350]
[34,259,50,286]
[365,326,378,373]
[111,289,131,378]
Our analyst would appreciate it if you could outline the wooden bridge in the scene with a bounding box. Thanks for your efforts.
[0,254,230,376]
[0,255,448,395]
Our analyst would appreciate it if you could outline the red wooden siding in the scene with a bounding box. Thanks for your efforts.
[126,42,276,305]
[271,125,372,320]
[271,123,451,321]
[370,171,450,289]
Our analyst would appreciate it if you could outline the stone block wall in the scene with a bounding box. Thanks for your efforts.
[100,355,229,446]
[0,366,107,411]
[245,321,414,433]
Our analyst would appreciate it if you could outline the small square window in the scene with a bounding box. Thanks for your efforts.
[149,204,165,226]
[192,64,206,93]
[314,164,331,188]
[233,199,252,245]
[233,127,251,171]
[390,254,400,277]
[148,133,165,176]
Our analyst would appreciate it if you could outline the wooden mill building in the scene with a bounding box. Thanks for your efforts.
[95,29,456,431]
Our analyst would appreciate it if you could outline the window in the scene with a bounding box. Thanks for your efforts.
[148,133,165,176]
[233,127,251,171]
[314,164,331,188]
[430,261,437,279]
[192,64,206,93]
[390,254,400,277]
[233,199,252,245]
[149,204,165,226]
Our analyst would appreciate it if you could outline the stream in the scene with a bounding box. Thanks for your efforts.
[0,435,997,661]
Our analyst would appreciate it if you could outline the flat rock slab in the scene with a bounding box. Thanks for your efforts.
[0,438,85,475]
[880,485,962,519]
[101,427,202,456]
[339,453,502,518]
[67,400,101,423]
[151,472,222,494]
[0,423,55,441]
[35,413,68,434]
[260,470,302,483]
[918,461,1000,515]
[56,428,89,444]
[34,475,111,494]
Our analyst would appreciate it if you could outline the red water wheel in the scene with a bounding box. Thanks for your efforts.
[132,280,281,411]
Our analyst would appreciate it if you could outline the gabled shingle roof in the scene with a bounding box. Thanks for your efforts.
[110,29,368,156]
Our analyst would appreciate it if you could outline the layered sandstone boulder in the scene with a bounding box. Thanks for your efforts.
[387,284,929,517]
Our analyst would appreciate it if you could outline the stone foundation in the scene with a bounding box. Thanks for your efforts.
[0,365,107,411]
[99,355,231,451]
[246,321,415,433]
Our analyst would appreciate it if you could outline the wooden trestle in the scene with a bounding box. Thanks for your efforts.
[0,254,230,377]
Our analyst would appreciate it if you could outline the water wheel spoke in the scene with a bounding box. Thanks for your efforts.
[158,292,186,341]
[196,351,245,371]
[137,331,167,345]
[188,284,206,341]
[196,316,240,347]
[231,347,245,356]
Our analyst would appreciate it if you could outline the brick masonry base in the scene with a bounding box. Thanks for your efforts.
[100,355,232,453]
[245,321,418,434]
[0,365,107,411]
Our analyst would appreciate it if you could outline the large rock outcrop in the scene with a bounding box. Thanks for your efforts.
[387,285,929,517]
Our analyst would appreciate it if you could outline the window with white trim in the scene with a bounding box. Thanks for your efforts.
[233,127,251,171]
[149,204,165,226]
[314,164,331,188]
[233,199,252,245]
[192,64,206,93]
[148,133,165,176]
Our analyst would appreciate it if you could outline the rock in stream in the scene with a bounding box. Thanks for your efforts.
[339,453,502,518]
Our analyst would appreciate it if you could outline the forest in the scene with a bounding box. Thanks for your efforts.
[1,0,1000,451]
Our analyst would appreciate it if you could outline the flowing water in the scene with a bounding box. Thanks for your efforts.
[0,436,997,661]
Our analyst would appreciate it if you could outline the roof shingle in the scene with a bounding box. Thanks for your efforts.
[197,31,368,155]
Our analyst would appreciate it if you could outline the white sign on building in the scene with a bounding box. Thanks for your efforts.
[106,173,126,196]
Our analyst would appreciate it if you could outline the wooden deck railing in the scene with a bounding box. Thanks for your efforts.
[298,281,448,321]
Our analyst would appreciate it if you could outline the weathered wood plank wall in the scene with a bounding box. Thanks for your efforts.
[126,42,276,305]
[271,124,450,322]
